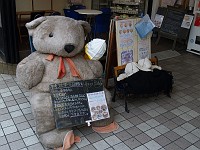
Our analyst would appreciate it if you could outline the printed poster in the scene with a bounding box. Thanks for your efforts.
[87,91,110,121]
[181,14,194,29]
[153,14,164,28]
[137,35,151,60]
[116,19,137,65]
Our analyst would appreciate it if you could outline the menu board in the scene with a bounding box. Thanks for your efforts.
[49,79,109,129]
[115,19,137,66]
[160,7,185,37]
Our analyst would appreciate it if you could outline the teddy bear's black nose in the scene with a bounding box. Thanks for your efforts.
[64,44,75,53]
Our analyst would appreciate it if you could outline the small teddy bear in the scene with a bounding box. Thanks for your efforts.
[16,16,116,149]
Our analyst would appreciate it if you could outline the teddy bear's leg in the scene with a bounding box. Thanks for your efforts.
[39,128,72,149]
[30,92,55,135]
[92,88,115,129]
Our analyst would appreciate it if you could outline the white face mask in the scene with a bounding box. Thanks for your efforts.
[85,39,106,60]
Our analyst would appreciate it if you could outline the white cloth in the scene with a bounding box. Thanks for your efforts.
[85,38,106,60]
[117,58,162,81]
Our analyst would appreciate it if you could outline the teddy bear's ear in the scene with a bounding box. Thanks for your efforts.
[78,20,91,35]
[25,17,47,35]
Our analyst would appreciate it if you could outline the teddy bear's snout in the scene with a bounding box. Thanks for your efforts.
[64,44,75,53]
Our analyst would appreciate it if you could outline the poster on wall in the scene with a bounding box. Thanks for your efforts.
[137,34,151,60]
[181,14,194,29]
[160,0,182,7]
[115,19,137,66]
[153,14,164,28]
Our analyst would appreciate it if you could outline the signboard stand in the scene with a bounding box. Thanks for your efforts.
[105,18,151,88]
[155,6,187,50]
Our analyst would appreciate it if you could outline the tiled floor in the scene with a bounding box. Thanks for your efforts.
[1,51,200,150]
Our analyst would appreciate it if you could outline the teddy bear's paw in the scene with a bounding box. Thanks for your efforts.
[16,60,45,89]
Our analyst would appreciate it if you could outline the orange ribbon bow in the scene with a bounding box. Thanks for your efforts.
[46,54,81,79]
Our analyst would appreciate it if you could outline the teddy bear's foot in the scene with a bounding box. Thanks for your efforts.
[39,128,72,149]
[91,111,118,133]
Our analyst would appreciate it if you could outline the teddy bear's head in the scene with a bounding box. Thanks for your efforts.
[26,16,91,57]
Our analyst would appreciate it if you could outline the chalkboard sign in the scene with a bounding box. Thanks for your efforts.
[49,78,105,129]
[160,6,186,37]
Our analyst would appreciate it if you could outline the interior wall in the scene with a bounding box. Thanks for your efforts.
[151,0,160,19]
[16,0,91,14]
[16,0,68,15]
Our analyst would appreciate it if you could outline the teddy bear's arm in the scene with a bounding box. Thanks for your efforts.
[16,53,45,89]
[86,60,103,78]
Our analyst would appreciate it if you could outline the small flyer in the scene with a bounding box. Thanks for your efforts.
[121,50,133,65]
[153,14,164,28]
[87,91,110,122]
[181,14,194,29]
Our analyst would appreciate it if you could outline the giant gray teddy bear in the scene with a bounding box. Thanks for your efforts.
[16,16,114,149]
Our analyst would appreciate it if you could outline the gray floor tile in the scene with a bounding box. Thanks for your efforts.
[3,96,14,102]
[9,139,26,150]
[23,135,39,146]
[3,125,17,135]
[164,142,182,150]
[144,140,162,150]
[136,123,151,132]
[6,132,22,143]
[114,114,126,122]
[0,108,8,115]
[1,119,14,128]
[183,133,199,144]
[146,119,160,127]
[126,126,142,137]
[172,126,189,136]
[163,121,178,130]
[185,145,199,150]
[144,129,161,139]
[16,97,28,104]
[154,115,168,124]
[79,144,96,150]
[124,138,141,149]
[19,128,34,138]
[27,143,44,150]
[135,133,151,144]
[85,132,102,143]
[194,140,200,148]
[171,116,186,125]
[134,145,148,150]
[174,137,192,149]
[128,116,143,125]
[137,113,152,121]
[75,137,90,149]
[0,136,7,146]
[115,130,132,141]
[0,144,10,150]
[105,135,121,146]
[118,120,133,129]
[112,142,131,150]
[5,100,17,107]
[154,125,170,134]
[93,140,110,150]
[13,116,27,124]
[154,135,171,147]
[164,131,180,141]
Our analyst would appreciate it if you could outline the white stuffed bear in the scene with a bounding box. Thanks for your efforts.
[16,16,115,149]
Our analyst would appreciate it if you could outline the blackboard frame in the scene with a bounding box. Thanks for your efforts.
[49,78,104,129]
[155,6,189,50]
[160,6,186,37]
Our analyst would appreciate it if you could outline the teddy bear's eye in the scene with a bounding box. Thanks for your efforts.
[49,32,53,37]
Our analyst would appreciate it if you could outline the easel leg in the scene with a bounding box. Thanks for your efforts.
[172,38,177,51]
[155,34,161,45]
